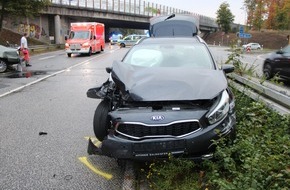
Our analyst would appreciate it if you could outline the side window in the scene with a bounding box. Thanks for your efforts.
[124,36,131,41]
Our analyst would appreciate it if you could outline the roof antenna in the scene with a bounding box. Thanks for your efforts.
[164,13,175,21]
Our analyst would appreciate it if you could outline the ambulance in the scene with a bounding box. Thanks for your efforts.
[65,22,105,57]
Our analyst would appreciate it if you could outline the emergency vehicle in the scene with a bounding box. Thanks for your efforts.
[65,22,105,57]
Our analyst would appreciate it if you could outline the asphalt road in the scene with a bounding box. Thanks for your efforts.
[0,45,129,190]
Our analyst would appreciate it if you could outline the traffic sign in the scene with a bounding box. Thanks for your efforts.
[239,33,252,38]
[239,26,244,34]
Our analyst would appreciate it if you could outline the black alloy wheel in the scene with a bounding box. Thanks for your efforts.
[263,63,273,79]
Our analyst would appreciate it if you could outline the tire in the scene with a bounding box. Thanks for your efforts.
[120,43,125,48]
[263,63,273,79]
[101,46,104,51]
[67,53,71,57]
[88,48,92,56]
[0,59,8,73]
[93,100,111,141]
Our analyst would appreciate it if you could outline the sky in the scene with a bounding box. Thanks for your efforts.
[147,0,246,24]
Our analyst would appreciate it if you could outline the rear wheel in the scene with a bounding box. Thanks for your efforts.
[67,53,71,57]
[263,63,273,79]
[0,59,8,73]
[93,100,111,141]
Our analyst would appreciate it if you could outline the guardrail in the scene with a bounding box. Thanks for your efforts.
[228,73,290,115]
[29,44,64,52]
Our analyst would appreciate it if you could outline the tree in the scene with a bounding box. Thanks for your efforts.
[253,0,266,31]
[216,2,235,33]
[244,0,290,30]
[0,0,50,31]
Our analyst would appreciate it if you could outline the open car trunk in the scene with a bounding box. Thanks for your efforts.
[149,14,199,37]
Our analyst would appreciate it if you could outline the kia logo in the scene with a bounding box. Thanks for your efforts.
[151,115,165,121]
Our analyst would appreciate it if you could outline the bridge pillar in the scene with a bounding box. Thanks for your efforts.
[54,15,61,44]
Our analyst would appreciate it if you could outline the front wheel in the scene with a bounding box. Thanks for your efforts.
[0,59,8,73]
[93,100,111,141]
[87,48,92,56]
[67,53,72,57]
[263,63,273,79]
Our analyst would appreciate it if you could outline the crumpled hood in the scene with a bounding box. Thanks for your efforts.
[111,61,228,101]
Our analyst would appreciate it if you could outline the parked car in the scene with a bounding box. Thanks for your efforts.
[263,45,290,80]
[0,45,21,73]
[109,34,123,45]
[117,34,147,48]
[242,43,261,50]
[86,35,236,161]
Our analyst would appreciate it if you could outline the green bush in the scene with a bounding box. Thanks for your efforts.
[144,87,290,190]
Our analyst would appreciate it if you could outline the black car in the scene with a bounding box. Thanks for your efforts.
[86,36,236,161]
[263,45,290,80]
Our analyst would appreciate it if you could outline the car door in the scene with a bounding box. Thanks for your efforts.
[279,46,290,78]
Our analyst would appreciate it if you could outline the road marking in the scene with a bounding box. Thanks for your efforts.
[39,55,56,60]
[78,157,113,180]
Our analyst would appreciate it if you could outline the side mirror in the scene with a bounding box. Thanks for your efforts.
[106,67,112,73]
[221,64,234,74]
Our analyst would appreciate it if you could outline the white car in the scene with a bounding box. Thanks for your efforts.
[242,43,261,50]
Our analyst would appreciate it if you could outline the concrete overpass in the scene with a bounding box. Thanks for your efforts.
[2,0,218,44]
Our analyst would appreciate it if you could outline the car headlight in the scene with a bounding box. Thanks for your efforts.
[206,90,230,124]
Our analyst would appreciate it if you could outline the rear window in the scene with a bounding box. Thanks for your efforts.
[151,21,197,37]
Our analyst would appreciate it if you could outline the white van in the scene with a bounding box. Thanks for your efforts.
[117,34,147,48]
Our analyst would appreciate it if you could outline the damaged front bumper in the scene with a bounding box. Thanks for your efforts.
[87,113,236,161]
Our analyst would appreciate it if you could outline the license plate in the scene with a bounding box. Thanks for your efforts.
[133,140,185,153]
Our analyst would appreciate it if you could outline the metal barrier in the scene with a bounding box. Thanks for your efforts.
[228,73,290,115]
[29,44,64,52]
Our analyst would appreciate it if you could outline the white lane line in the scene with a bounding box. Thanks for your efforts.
[0,53,108,98]
[39,55,56,60]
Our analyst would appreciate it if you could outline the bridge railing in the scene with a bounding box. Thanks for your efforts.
[50,0,217,28]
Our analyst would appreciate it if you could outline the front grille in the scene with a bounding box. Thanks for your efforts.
[70,44,81,49]
[116,121,200,138]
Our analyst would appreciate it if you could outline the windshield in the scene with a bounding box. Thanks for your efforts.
[122,43,214,69]
[69,31,90,39]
